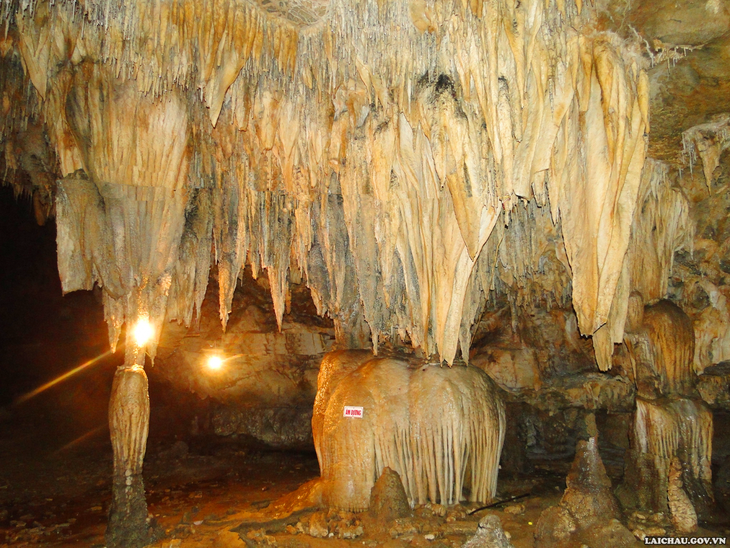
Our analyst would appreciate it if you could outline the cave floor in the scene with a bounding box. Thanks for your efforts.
[0,406,560,548]
[1,404,729,548]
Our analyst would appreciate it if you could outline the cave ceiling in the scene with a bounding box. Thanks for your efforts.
[0,0,729,372]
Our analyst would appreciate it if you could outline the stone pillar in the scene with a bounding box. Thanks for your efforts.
[105,330,151,548]
[617,296,715,524]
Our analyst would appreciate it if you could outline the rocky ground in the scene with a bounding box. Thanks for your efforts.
[1,403,728,548]
[0,418,561,548]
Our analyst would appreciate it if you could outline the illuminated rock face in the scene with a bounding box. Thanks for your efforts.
[313,353,505,511]
[154,275,337,449]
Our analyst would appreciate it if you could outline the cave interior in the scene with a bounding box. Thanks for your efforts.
[0,0,729,546]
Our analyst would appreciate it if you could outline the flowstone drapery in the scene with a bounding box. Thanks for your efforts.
[313,353,505,511]
[618,297,715,528]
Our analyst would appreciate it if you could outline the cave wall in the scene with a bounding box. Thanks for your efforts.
[155,270,336,448]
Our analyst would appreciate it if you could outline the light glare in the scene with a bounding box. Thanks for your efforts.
[14,350,113,405]
[133,319,153,346]
[208,356,223,370]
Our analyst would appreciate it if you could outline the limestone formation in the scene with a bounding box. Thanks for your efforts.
[535,432,624,548]
[314,354,505,511]
[1,0,729,542]
[1,0,658,368]
[154,275,336,449]
[462,515,514,548]
[668,457,698,533]
[368,467,412,522]
[619,298,716,522]
[106,357,151,547]
[619,398,714,517]
[534,506,576,548]
[697,362,730,410]
[312,349,373,472]
[560,437,621,529]
[580,519,636,548]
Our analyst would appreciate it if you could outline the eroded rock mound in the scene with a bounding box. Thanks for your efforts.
[369,467,412,522]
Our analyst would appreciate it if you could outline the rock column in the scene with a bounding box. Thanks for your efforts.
[106,328,151,548]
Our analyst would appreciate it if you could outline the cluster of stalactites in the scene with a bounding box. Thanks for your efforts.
[593,159,693,369]
[199,0,652,365]
[52,64,208,358]
[6,0,657,365]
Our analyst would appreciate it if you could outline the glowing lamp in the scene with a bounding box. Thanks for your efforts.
[133,318,153,346]
[207,356,223,370]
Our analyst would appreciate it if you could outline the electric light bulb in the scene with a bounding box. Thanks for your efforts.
[133,318,153,346]
[208,356,223,370]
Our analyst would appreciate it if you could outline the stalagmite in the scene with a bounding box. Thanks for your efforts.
[107,330,151,548]
[618,298,715,522]
[668,457,698,534]
[535,420,634,548]
[462,515,514,548]
[314,353,505,511]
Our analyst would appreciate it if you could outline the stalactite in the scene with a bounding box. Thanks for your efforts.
[52,62,192,356]
[682,114,730,190]
[594,158,692,369]
[4,0,652,365]
[626,160,693,304]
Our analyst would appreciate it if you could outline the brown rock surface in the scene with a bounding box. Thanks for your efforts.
[368,468,412,522]
[534,506,577,548]
[560,437,621,529]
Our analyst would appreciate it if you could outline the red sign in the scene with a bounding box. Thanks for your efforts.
[343,406,364,418]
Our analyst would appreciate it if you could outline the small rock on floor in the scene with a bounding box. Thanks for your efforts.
[462,515,514,548]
